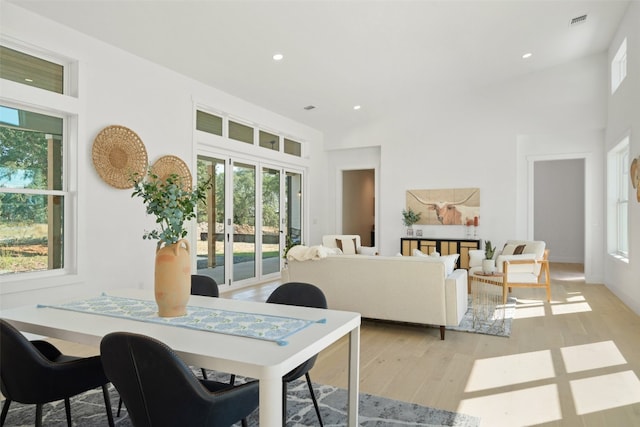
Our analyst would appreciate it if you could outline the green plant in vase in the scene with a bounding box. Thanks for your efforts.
[482,240,496,274]
[131,168,212,317]
[402,207,421,236]
[131,170,211,247]
[484,240,496,260]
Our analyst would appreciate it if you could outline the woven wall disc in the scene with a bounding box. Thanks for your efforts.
[151,155,192,190]
[92,125,148,189]
[631,157,638,189]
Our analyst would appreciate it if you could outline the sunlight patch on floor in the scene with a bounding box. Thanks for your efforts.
[514,305,545,319]
[561,341,627,373]
[459,384,561,427]
[465,350,555,392]
[570,371,640,415]
[551,302,592,315]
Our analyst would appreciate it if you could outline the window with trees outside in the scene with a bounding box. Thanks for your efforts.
[0,106,66,275]
[0,44,73,279]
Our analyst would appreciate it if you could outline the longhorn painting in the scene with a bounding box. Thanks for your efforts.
[406,188,480,225]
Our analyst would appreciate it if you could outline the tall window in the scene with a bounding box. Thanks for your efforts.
[607,137,629,258]
[611,38,627,94]
[0,44,75,280]
[0,106,66,275]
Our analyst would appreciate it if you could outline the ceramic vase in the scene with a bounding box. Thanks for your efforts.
[154,238,191,317]
[482,259,496,274]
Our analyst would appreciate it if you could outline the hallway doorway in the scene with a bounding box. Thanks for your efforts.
[342,169,375,246]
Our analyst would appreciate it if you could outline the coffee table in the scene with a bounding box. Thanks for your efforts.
[469,271,506,331]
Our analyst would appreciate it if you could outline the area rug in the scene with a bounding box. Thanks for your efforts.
[1,376,480,427]
[447,295,516,337]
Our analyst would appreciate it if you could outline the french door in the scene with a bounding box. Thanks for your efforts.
[196,154,303,289]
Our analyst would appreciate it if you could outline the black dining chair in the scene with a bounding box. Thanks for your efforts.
[116,274,233,417]
[266,282,327,427]
[191,273,220,298]
[0,319,115,427]
[100,331,258,427]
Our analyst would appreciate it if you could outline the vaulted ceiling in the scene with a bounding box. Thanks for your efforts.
[7,0,631,136]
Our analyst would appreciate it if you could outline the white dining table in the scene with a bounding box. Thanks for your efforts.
[0,288,361,426]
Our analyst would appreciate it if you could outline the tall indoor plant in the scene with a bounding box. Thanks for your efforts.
[131,169,211,317]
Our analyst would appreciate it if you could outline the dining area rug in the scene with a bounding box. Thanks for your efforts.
[1,376,480,426]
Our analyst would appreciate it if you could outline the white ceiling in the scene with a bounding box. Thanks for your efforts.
[7,0,632,136]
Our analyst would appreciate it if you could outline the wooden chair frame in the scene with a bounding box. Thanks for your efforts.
[502,249,550,303]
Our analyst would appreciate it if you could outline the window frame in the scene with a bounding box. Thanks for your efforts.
[0,41,80,294]
[611,38,627,94]
[607,135,630,260]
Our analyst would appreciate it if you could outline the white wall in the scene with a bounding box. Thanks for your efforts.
[0,3,325,308]
[330,54,607,276]
[604,1,640,315]
[534,159,585,263]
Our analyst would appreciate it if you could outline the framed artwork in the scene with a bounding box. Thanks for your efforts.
[631,156,639,202]
[406,188,480,225]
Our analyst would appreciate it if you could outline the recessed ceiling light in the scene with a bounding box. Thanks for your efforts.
[24,78,33,82]
[272,53,284,61]
[353,105,361,110]
[522,53,533,59]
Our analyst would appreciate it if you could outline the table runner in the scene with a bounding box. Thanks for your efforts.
[39,294,325,345]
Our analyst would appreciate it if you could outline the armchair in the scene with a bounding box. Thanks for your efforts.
[470,240,551,303]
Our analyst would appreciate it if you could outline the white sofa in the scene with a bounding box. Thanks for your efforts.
[281,253,468,340]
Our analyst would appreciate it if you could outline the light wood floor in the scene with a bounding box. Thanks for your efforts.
[48,263,640,426]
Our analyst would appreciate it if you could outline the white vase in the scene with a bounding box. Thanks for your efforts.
[482,259,496,274]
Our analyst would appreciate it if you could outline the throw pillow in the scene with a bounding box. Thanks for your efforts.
[357,246,379,256]
[469,249,484,268]
[441,254,460,276]
[336,238,357,255]
[502,243,526,255]
[413,249,427,257]
[429,251,440,257]
[416,253,458,276]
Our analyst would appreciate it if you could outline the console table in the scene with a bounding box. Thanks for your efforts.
[400,237,480,269]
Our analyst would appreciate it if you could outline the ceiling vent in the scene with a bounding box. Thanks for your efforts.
[303,105,316,110]
[570,14,588,26]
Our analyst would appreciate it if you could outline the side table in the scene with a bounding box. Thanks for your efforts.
[470,272,506,331]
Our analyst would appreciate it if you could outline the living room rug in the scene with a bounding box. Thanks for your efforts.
[447,295,516,337]
[1,376,480,427]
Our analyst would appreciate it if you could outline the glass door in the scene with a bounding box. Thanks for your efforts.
[261,166,281,276]
[197,154,304,289]
[232,161,256,283]
[196,156,225,285]
[285,171,303,246]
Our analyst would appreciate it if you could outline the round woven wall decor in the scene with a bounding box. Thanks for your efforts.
[92,125,148,189]
[151,155,193,190]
